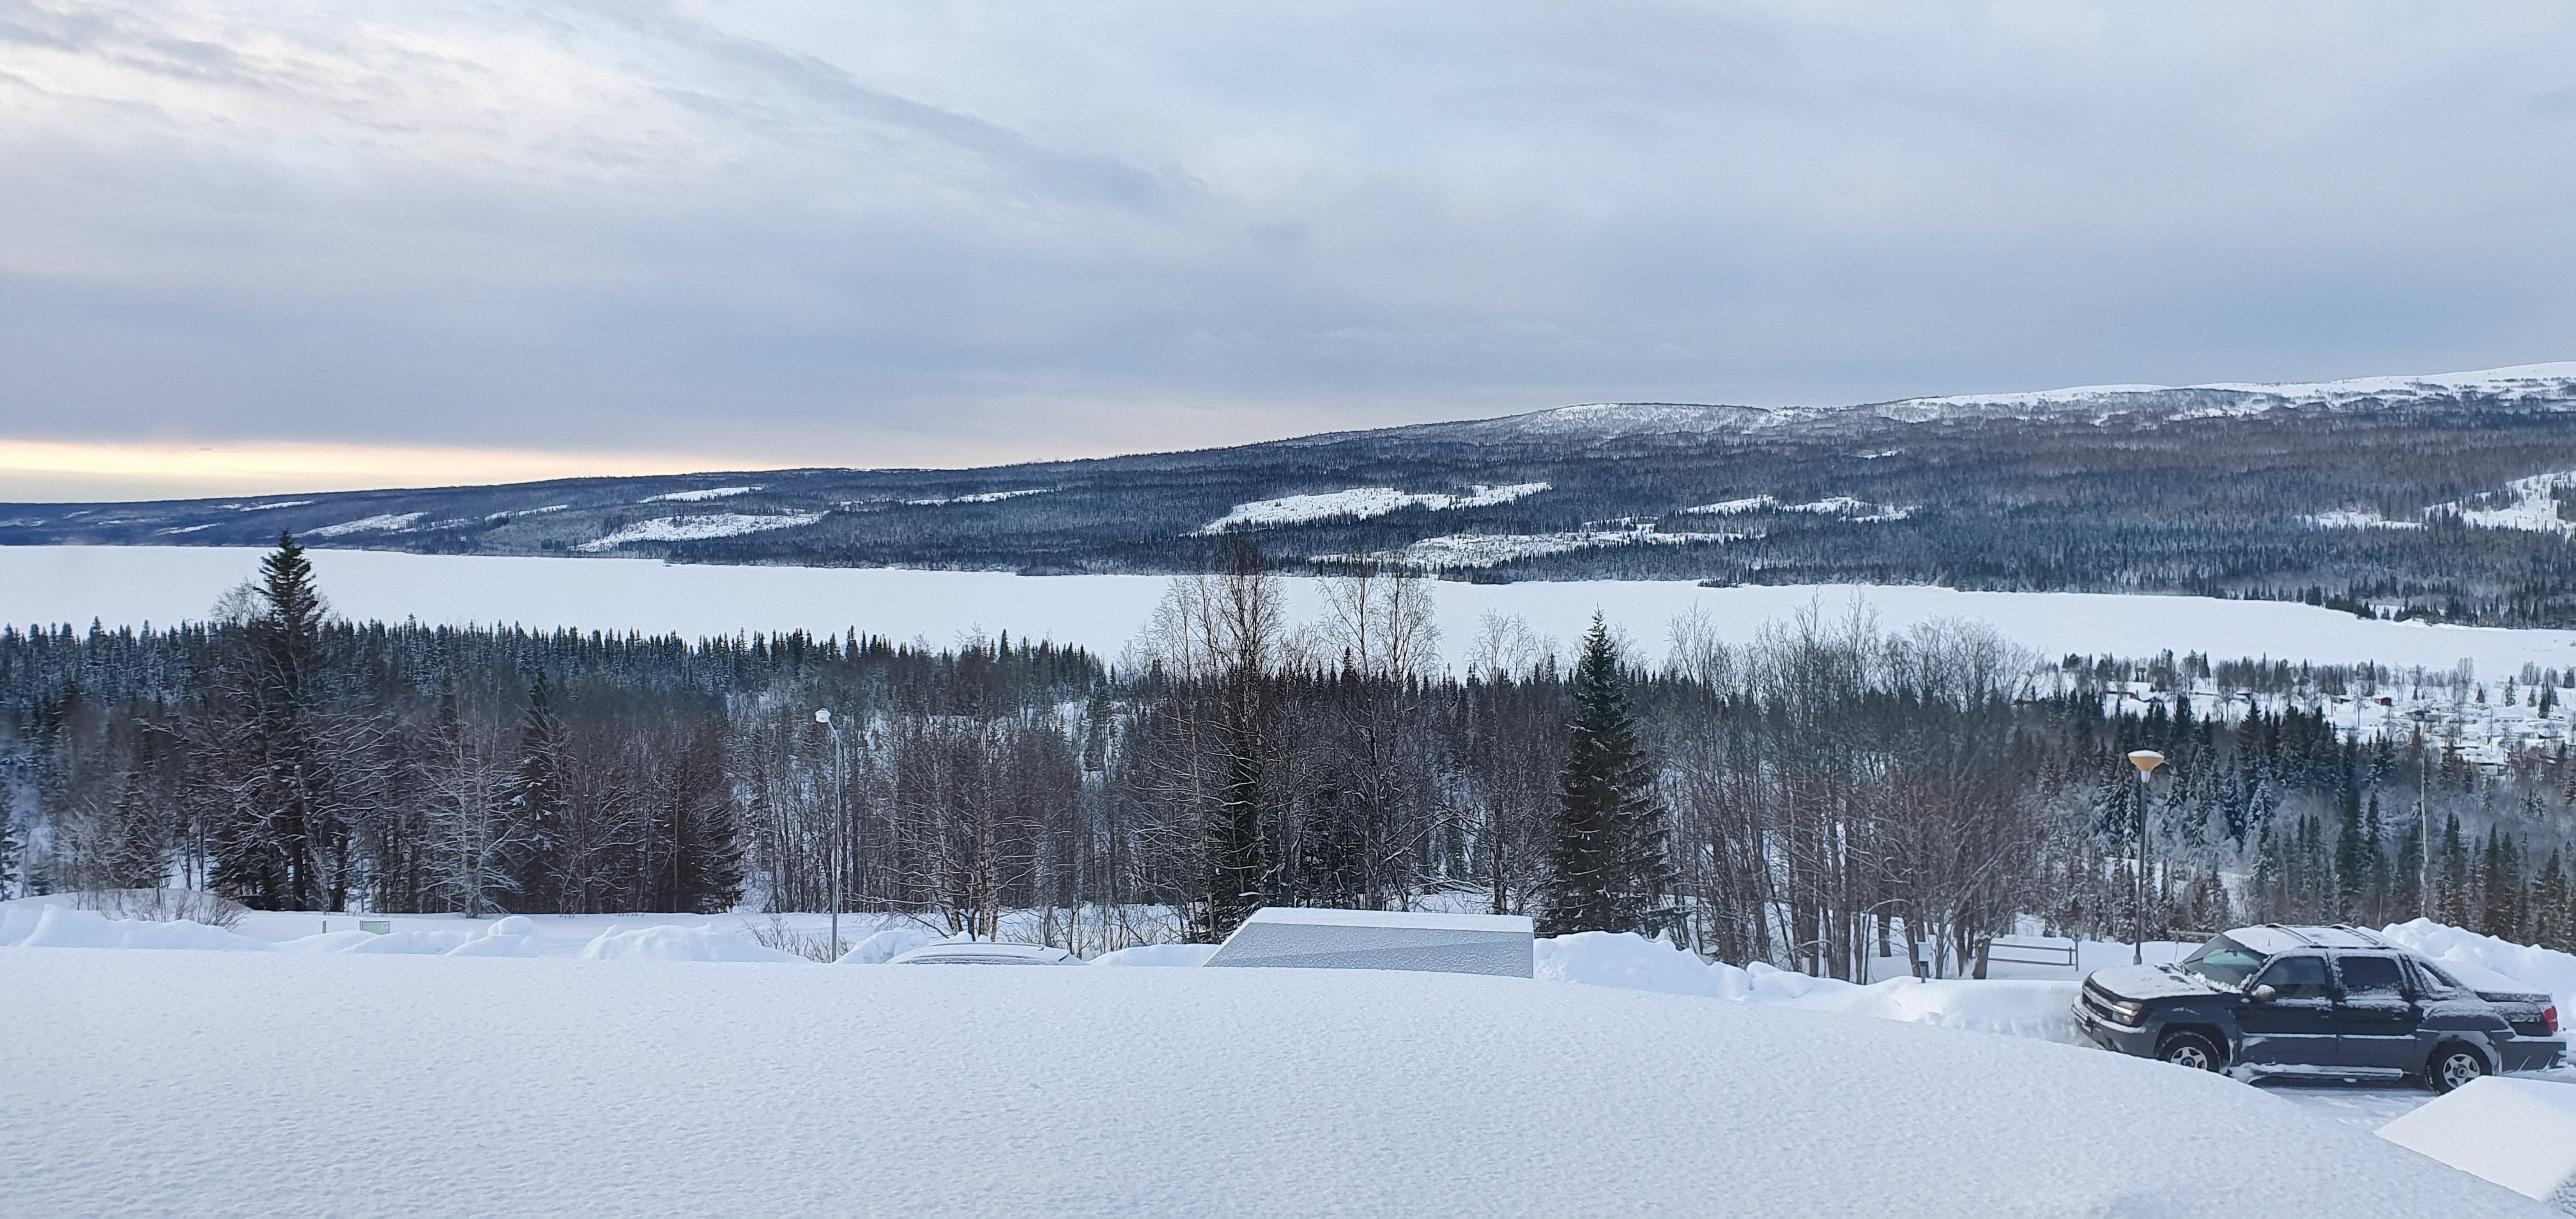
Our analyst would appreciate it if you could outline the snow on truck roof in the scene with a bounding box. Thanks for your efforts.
[2223,924,2393,954]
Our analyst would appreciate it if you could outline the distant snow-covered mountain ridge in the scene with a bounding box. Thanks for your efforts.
[11,362,2576,626]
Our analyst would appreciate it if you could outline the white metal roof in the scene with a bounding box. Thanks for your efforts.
[1235,907,1535,934]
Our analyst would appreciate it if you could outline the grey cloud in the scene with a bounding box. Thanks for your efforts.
[588,1,1196,217]
[2,1,2573,484]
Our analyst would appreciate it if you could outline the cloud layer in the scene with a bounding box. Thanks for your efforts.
[4,1,2574,497]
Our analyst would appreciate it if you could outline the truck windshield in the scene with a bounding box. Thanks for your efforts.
[2177,936,2267,989]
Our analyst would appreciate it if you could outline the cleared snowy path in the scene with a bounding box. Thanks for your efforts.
[0,950,2543,1216]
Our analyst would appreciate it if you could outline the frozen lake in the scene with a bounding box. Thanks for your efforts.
[9,544,2576,672]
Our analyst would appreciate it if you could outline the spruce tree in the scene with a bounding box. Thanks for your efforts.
[505,670,569,912]
[2332,781,2365,919]
[215,532,339,910]
[0,809,19,898]
[1540,615,1670,935]
[2537,849,2575,951]
[2251,824,2283,922]
[2437,811,2471,926]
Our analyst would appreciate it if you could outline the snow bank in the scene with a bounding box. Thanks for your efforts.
[283,926,475,954]
[833,926,944,965]
[2382,919,2576,1013]
[2378,1077,2576,1211]
[1537,930,1747,998]
[279,916,547,958]
[1536,931,2083,1042]
[576,924,811,963]
[445,916,544,958]
[0,905,272,953]
[0,950,2533,1216]
[1089,942,1220,967]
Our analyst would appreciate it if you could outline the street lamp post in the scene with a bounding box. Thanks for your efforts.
[2127,750,2165,966]
[815,708,846,960]
[2418,746,2432,920]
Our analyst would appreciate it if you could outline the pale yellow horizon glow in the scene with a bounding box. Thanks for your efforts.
[0,438,797,503]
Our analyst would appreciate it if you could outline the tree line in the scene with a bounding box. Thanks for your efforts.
[4,537,2573,965]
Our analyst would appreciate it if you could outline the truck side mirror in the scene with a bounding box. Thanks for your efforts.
[2250,984,2278,1002]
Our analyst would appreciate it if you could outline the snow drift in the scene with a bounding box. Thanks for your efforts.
[574,924,809,963]
[2378,1077,2576,1211]
[2382,919,2576,1016]
[0,949,2539,1216]
[1535,931,2088,1043]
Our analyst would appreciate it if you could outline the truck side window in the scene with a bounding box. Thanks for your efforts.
[2336,954,2404,995]
[2409,958,2465,997]
[2255,954,2331,1000]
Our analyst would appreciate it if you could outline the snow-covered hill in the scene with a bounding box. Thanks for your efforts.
[1352,362,2576,440]
[10,361,2576,627]
[1870,362,2576,424]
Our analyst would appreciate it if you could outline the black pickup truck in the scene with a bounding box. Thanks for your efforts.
[2073,924,2564,1091]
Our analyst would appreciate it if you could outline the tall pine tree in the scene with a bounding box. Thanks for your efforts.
[1540,615,1671,935]
[214,532,343,910]
[505,670,569,912]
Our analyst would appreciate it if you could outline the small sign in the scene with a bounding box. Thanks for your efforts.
[358,920,392,935]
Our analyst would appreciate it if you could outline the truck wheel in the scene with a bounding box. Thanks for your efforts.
[2158,1032,2222,1072]
[2427,1045,2486,1094]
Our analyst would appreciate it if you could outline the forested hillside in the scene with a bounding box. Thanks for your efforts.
[6,541,2572,969]
[10,365,2576,625]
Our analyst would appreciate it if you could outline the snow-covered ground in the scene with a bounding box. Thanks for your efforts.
[2070,670,2576,770]
[1683,494,1914,521]
[1,939,2545,1215]
[1197,482,1549,533]
[1380,523,1717,569]
[15,546,2576,675]
[304,511,428,538]
[640,485,760,503]
[10,895,2570,1149]
[574,512,825,551]
[2308,470,2576,537]
[903,487,1052,506]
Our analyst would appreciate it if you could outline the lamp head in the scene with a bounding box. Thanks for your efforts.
[814,709,833,725]
[2126,749,2165,774]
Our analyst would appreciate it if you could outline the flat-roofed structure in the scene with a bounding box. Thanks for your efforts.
[1204,907,1535,977]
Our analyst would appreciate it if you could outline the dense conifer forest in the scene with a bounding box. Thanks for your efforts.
[5,539,2573,968]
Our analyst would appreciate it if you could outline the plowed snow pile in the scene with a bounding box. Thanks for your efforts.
[0,950,2540,1216]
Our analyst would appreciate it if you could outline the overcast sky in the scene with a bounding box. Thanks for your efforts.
[5,2,2575,500]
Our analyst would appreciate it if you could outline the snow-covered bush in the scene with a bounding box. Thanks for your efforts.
[71,887,248,929]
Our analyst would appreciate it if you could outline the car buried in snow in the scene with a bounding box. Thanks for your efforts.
[2073,924,2565,1091]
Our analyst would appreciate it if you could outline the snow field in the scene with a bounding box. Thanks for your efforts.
[0,949,2542,1216]
[574,512,825,551]
[2307,470,2576,537]
[1682,493,1913,521]
[19,546,2576,675]
[1197,481,1551,533]
[640,486,760,503]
